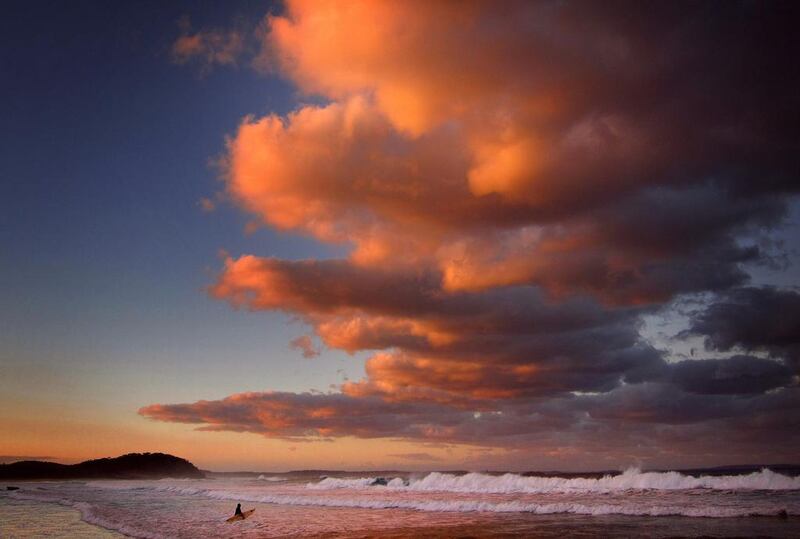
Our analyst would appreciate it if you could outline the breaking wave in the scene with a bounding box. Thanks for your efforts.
[310,468,800,493]
[256,475,288,482]
[135,484,792,517]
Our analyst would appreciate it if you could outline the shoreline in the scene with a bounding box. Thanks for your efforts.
[0,495,126,538]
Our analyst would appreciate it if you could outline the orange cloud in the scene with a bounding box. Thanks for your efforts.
[290,334,320,359]
[264,0,492,135]
[145,1,800,459]
[206,0,794,405]
[208,255,665,402]
[221,0,784,305]
[139,391,480,441]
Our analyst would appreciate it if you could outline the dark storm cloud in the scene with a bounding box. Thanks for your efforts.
[689,287,800,371]
[667,355,794,395]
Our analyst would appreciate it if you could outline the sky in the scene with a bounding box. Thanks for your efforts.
[1,0,799,472]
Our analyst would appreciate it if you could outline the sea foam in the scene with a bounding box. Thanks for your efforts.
[136,484,793,517]
[256,474,288,482]
[310,468,800,493]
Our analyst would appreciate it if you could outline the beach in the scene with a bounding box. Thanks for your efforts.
[2,469,799,538]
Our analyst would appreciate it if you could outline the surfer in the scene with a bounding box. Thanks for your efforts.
[234,503,243,517]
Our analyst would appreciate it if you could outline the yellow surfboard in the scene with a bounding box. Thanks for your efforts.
[226,508,255,522]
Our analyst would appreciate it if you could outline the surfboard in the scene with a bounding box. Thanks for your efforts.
[226,509,255,522]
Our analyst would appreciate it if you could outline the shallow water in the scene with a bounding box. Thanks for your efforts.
[0,497,123,538]
[2,469,799,538]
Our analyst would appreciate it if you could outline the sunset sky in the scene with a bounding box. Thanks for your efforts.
[2,0,799,472]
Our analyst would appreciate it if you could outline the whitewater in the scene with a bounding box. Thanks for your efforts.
[2,468,799,538]
[309,467,800,493]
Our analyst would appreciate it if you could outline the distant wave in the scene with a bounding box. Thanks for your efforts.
[136,484,793,517]
[256,475,288,482]
[309,468,800,493]
[307,477,406,489]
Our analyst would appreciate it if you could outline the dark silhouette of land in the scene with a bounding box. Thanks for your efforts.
[0,456,54,464]
[0,452,204,480]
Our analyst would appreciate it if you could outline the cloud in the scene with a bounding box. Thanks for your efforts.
[688,287,800,372]
[139,384,800,464]
[666,355,794,395]
[140,391,477,441]
[387,452,443,462]
[171,17,246,71]
[210,255,664,402]
[198,197,216,212]
[148,1,800,465]
[290,335,320,359]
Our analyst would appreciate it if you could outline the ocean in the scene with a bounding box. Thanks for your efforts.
[2,468,799,538]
